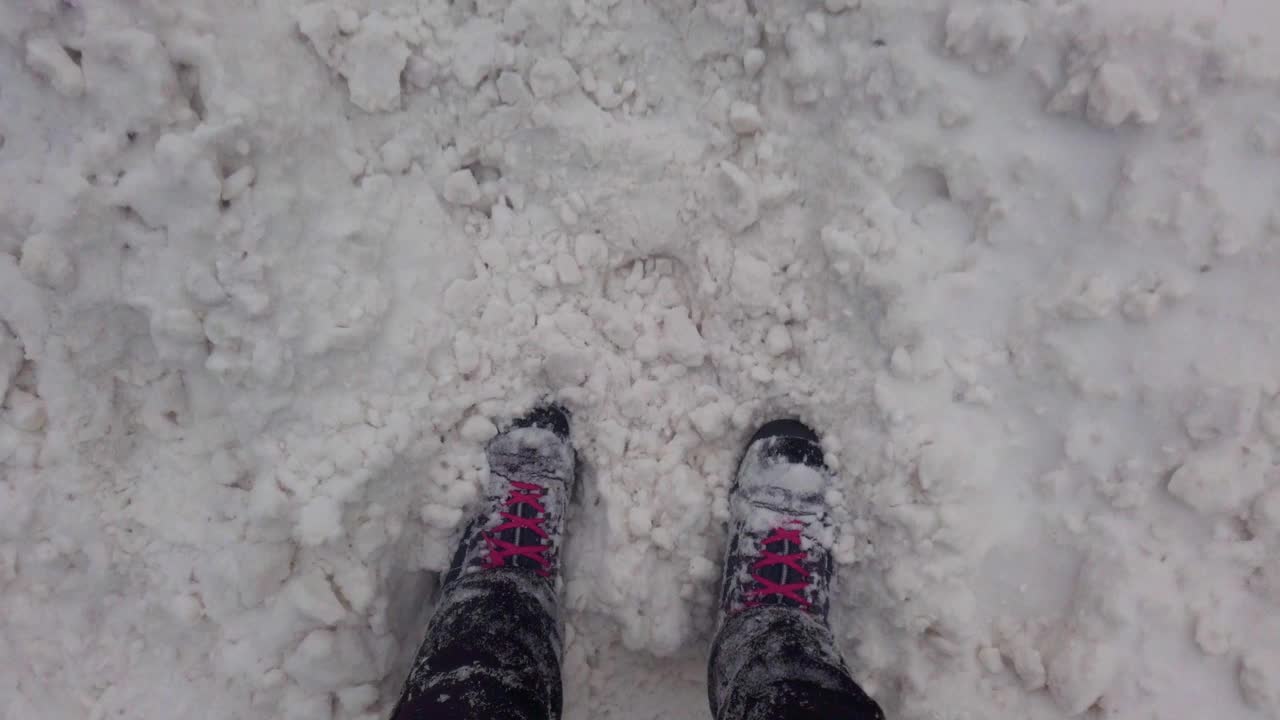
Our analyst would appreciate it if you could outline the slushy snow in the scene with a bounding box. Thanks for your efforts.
[3,1,1280,719]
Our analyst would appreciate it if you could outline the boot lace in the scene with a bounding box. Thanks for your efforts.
[745,520,811,609]
[483,480,552,576]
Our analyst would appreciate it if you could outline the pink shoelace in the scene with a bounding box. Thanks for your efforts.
[483,480,552,576]
[745,520,811,609]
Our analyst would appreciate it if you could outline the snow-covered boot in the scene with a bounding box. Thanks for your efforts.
[717,418,836,622]
[391,406,576,720]
[708,420,883,720]
[443,404,577,588]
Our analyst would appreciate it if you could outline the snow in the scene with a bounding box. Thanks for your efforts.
[3,1,1280,719]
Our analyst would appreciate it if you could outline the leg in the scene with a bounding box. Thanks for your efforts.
[710,607,882,720]
[709,420,883,720]
[389,406,577,720]
[390,569,561,720]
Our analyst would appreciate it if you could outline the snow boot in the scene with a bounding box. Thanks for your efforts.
[717,418,836,622]
[391,405,575,720]
[707,420,885,720]
[443,404,577,588]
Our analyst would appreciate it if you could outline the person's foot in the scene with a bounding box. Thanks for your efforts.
[443,404,577,587]
[718,419,837,621]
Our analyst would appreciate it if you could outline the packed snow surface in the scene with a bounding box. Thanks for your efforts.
[3,0,1280,718]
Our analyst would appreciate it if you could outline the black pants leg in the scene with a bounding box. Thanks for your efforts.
[389,569,562,720]
[709,607,884,720]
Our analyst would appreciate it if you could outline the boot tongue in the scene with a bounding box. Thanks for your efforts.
[755,531,801,608]
[509,485,543,573]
